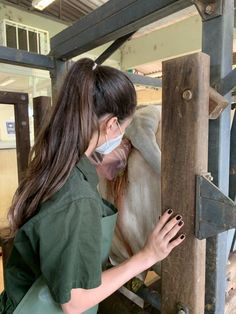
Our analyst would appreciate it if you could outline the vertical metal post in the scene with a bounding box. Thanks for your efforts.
[229,109,236,202]
[14,97,30,182]
[33,96,51,138]
[50,59,70,105]
[202,0,234,313]
[229,109,236,252]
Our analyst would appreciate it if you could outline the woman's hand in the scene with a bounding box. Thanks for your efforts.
[62,208,185,314]
[141,209,185,266]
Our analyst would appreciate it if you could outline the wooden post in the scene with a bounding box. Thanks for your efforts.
[33,96,51,138]
[161,52,209,313]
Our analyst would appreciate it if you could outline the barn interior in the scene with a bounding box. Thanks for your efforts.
[0,0,236,313]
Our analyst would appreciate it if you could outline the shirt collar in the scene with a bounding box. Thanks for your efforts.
[76,155,99,190]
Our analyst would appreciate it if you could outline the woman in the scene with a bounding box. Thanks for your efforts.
[0,58,185,314]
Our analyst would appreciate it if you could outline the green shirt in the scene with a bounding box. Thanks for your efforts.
[1,155,116,313]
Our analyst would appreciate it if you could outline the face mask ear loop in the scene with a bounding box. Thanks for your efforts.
[117,121,123,136]
[105,134,109,149]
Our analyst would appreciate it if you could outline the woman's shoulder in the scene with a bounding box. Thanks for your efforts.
[19,165,102,233]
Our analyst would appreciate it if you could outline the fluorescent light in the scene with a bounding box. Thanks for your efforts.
[32,0,56,11]
[0,79,15,87]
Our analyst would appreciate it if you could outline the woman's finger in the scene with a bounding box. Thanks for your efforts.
[154,209,174,234]
[168,233,186,250]
[158,214,182,238]
[164,220,184,243]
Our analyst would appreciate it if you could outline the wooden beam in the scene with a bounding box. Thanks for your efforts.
[209,87,228,119]
[233,52,236,65]
[50,0,192,59]
[161,52,209,313]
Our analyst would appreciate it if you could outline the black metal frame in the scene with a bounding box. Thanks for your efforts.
[0,0,236,313]
[0,91,30,182]
[202,1,234,312]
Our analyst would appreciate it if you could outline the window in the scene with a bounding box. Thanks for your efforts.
[0,19,49,55]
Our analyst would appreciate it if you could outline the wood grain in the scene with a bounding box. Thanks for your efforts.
[161,52,209,313]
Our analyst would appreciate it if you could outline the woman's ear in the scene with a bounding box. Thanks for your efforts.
[105,116,118,134]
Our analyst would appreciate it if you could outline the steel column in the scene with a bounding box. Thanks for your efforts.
[218,68,236,96]
[229,109,236,202]
[0,91,30,182]
[50,60,71,105]
[33,96,51,138]
[202,0,234,313]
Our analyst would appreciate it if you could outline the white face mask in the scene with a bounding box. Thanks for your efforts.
[95,134,123,155]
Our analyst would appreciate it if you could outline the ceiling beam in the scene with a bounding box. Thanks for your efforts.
[50,0,193,60]
[0,46,54,70]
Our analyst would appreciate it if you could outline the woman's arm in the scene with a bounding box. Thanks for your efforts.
[61,209,185,314]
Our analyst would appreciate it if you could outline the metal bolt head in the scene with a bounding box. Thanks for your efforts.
[182,89,193,101]
[205,5,214,15]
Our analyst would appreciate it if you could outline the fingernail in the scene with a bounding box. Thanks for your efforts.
[178,221,183,226]
[180,234,186,239]
[167,209,173,215]
[176,215,182,221]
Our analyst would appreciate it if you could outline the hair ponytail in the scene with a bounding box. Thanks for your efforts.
[8,58,136,236]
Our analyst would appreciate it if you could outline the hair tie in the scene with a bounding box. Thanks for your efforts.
[92,62,97,70]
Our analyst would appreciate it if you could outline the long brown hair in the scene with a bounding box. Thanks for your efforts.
[8,58,136,236]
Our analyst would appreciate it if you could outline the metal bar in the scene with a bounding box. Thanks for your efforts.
[126,73,162,88]
[50,60,71,105]
[0,91,30,182]
[193,0,223,21]
[201,0,234,313]
[14,99,30,182]
[95,32,136,65]
[0,91,28,104]
[136,285,161,311]
[229,109,236,201]
[50,0,192,60]
[0,45,54,70]
[33,96,51,139]
[218,68,236,96]
[195,175,236,239]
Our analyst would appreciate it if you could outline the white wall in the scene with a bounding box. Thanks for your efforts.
[0,1,68,37]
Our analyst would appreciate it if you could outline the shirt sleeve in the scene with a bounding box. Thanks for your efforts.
[36,198,103,304]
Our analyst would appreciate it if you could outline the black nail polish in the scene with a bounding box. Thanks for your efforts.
[178,221,183,226]
[167,209,173,214]
[176,215,181,220]
[180,234,185,239]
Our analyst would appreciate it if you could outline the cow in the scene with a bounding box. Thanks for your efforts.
[94,104,162,279]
